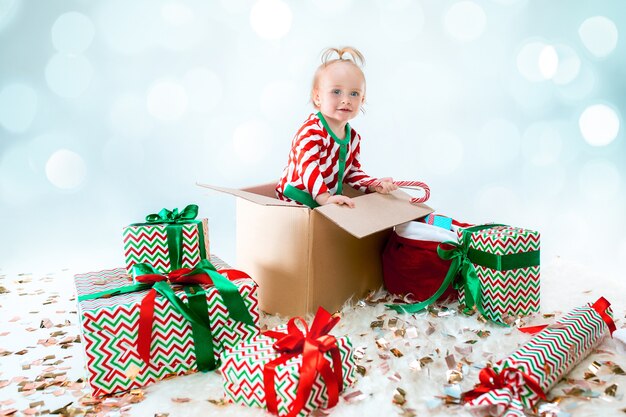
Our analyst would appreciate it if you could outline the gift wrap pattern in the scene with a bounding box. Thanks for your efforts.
[123,218,210,273]
[459,225,540,322]
[75,255,258,396]
[466,298,615,417]
[220,329,356,417]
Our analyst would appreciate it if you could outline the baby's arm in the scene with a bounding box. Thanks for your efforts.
[315,193,355,208]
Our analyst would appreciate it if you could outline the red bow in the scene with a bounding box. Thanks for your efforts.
[462,366,546,404]
[262,307,344,417]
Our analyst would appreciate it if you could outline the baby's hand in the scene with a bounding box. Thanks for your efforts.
[371,177,398,194]
[325,195,355,208]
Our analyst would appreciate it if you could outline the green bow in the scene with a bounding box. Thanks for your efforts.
[132,204,206,270]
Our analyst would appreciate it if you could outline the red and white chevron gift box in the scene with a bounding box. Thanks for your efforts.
[220,321,356,417]
[458,225,540,322]
[75,255,259,397]
[123,217,210,274]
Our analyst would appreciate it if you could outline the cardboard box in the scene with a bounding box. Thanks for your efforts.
[199,182,432,316]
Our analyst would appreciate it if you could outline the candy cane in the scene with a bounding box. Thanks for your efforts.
[360,179,430,204]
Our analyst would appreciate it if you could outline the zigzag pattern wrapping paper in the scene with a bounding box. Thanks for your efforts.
[123,218,210,273]
[75,255,259,397]
[220,326,356,417]
[458,225,540,322]
[466,299,614,417]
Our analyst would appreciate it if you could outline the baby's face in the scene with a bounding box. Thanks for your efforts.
[314,62,365,126]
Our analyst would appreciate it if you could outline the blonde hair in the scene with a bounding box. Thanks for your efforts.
[311,46,366,109]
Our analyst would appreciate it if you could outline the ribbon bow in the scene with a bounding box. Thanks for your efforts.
[462,366,547,417]
[262,307,344,417]
[387,238,487,318]
[134,260,254,370]
[79,259,254,372]
[145,204,199,224]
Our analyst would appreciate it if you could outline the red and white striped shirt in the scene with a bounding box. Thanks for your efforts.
[276,113,376,203]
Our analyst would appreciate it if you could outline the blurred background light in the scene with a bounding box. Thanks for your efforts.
[51,11,95,54]
[578,16,618,58]
[579,104,620,146]
[249,0,292,40]
[45,53,93,98]
[182,68,223,115]
[0,83,38,133]
[579,159,621,203]
[443,1,486,43]
[377,0,424,42]
[146,79,188,122]
[45,149,87,190]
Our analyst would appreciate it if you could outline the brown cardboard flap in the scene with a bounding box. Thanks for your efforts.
[315,190,433,238]
[197,182,300,207]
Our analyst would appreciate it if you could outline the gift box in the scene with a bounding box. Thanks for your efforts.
[75,255,259,397]
[220,308,357,417]
[457,224,540,322]
[123,204,210,274]
[463,297,616,417]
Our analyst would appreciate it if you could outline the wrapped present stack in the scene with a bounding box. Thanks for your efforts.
[74,204,260,396]
[220,307,357,417]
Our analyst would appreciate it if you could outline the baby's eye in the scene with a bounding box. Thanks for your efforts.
[350,91,360,97]
[332,89,341,95]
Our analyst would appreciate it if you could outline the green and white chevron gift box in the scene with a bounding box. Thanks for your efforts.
[123,204,210,274]
[220,312,357,417]
[458,224,540,322]
[75,255,259,397]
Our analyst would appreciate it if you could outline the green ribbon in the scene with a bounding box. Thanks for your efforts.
[78,259,254,371]
[132,204,207,271]
[387,224,539,324]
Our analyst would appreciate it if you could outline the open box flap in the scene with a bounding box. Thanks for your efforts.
[315,189,433,238]
[197,182,301,208]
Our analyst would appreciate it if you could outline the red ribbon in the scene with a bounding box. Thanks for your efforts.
[591,296,616,334]
[462,366,547,404]
[137,266,250,365]
[262,307,344,417]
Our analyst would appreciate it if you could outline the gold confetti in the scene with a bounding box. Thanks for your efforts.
[392,387,407,405]
[375,337,389,350]
[394,328,406,337]
[370,320,384,329]
[390,348,403,358]
[447,370,463,384]
[387,318,398,327]
[419,357,433,367]
[605,384,618,397]
[207,398,229,406]
[356,365,367,376]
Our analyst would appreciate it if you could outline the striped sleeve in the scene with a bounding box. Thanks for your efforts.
[293,129,330,199]
[344,131,376,192]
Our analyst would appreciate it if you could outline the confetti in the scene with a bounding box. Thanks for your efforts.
[392,387,406,405]
[405,327,418,339]
[172,397,192,403]
[390,348,403,358]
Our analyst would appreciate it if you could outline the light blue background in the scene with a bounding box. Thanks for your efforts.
[1,0,624,284]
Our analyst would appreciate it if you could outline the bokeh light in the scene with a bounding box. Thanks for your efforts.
[311,0,352,14]
[419,131,464,174]
[182,68,223,114]
[378,0,424,42]
[232,119,273,163]
[0,83,38,133]
[96,0,161,55]
[0,0,20,31]
[146,80,188,122]
[579,159,621,202]
[475,185,520,221]
[579,104,620,146]
[551,44,581,85]
[260,80,299,120]
[443,1,486,43]
[249,0,292,40]
[555,63,595,102]
[521,163,566,199]
[51,11,95,54]
[45,53,93,98]
[538,45,558,79]
[578,16,618,58]
[521,122,563,166]
[45,149,87,190]
[159,2,209,50]
[102,137,144,175]
[517,40,554,82]
[110,93,153,138]
[477,119,521,166]
[220,0,254,14]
